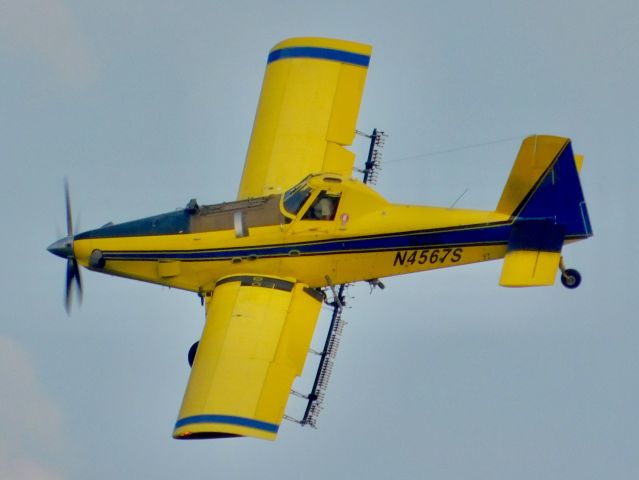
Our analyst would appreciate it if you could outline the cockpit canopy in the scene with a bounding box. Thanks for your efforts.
[281,175,343,221]
[76,173,388,241]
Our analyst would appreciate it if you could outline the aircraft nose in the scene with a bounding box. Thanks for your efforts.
[47,236,74,259]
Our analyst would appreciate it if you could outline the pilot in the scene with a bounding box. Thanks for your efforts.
[312,196,336,220]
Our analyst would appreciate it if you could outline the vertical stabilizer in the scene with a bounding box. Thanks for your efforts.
[498,135,592,287]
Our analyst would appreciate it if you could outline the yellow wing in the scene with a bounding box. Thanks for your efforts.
[237,37,372,200]
[173,275,322,440]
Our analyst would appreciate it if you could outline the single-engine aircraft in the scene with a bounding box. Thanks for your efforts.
[48,37,593,441]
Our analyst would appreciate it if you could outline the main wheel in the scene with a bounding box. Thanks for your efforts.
[560,268,581,289]
[187,341,199,367]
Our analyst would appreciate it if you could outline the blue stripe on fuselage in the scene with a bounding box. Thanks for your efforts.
[101,223,515,261]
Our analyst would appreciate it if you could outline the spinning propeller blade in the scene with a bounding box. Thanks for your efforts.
[65,179,73,236]
[64,258,82,314]
[48,180,83,313]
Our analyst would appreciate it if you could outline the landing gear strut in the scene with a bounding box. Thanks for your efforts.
[559,257,582,289]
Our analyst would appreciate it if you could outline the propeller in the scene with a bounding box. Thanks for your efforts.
[48,180,83,313]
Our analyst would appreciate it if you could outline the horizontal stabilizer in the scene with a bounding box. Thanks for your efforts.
[499,219,564,287]
[499,250,561,287]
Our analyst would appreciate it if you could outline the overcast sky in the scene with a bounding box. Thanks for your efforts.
[1,1,638,479]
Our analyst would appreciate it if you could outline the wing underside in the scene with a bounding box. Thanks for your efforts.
[173,275,322,440]
[237,37,372,200]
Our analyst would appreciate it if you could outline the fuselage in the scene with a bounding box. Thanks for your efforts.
[70,174,533,293]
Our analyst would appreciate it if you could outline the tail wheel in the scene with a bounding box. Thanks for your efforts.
[187,341,199,367]
[561,268,582,289]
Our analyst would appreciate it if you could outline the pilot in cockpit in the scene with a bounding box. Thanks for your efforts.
[306,194,338,220]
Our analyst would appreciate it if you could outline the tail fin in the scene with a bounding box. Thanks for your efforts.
[498,135,593,287]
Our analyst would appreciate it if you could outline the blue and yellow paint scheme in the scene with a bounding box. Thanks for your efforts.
[48,38,593,441]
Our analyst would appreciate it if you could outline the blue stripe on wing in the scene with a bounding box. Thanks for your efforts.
[267,46,370,67]
[175,414,279,433]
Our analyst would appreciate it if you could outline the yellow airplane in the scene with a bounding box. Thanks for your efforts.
[48,37,593,441]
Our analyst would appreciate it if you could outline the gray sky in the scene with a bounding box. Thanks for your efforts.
[2,1,638,479]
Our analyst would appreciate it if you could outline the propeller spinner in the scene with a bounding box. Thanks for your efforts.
[47,180,83,313]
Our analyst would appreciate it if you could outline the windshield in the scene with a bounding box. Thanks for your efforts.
[283,183,312,216]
